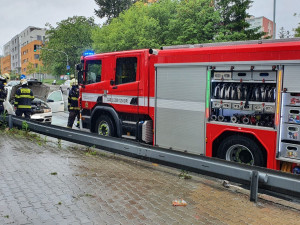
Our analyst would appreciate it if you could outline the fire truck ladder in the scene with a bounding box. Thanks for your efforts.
[5,115,300,203]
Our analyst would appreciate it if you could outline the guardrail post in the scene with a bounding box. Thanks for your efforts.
[250,171,259,202]
[8,115,13,129]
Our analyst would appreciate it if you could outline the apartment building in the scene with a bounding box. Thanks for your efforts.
[246,16,275,38]
[0,42,11,74]
[1,26,46,75]
[21,40,43,74]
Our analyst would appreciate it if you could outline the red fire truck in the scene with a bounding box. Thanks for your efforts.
[77,39,300,171]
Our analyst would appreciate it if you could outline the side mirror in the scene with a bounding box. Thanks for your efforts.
[110,80,115,86]
[47,99,54,103]
[77,71,83,85]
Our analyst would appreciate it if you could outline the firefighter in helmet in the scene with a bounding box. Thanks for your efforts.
[0,76,7,114]
[0,73,10,85]
[14,79,34,119]
[67,79,80,128]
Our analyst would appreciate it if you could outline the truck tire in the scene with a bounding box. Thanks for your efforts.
[217,135,265,167]
[95,115,115,137]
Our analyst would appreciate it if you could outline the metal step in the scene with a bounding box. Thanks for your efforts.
[122,120,136,125]
[121,135,136,140]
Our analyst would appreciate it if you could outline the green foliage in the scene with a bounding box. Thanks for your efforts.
[92,0,265,52]
[94,0,136,22]
[178,170,192,179]
[165,0,220,45]
[26,62,36,75]
[214,0,264,41]
[22,121,29,132]
[41,16,96,77]
[295,24,300,37]
[92,2,160,52]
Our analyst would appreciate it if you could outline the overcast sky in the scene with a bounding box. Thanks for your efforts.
[0,0,299,55]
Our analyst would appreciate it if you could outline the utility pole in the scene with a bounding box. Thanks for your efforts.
[273,0,276,39]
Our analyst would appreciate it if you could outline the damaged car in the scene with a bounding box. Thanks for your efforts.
[3,80,65,124]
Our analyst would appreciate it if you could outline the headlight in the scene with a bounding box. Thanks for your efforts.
[43,108,51,113]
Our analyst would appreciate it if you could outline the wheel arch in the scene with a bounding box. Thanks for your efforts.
[212,130,267,166]
[91,106,122,137]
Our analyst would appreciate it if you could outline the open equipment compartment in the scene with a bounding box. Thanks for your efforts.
[209,68,277,128]
[278,92,300,162]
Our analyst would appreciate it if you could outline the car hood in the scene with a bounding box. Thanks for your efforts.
[10,82,50,102]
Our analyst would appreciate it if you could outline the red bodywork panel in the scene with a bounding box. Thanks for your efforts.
[80,41,300,170]
[206,123,279,170]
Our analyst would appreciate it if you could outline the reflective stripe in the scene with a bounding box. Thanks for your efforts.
[71,97,78,100]
[69,107,80,110]
[17,105,31,109]
[18,95,34,99]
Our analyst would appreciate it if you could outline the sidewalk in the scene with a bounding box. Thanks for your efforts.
[0,131,300,225]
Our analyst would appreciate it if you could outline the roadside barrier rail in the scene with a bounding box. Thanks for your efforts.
[4,115,300,203]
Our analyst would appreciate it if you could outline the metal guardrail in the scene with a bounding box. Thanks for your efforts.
[4,115,300,203]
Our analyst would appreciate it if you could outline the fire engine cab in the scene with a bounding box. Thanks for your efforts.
[77,39,300,171]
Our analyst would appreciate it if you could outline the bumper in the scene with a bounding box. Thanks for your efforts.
[31,112,52,124]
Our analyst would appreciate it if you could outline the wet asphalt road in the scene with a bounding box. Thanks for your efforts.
[1,132,300,224]
[1,84,300,224]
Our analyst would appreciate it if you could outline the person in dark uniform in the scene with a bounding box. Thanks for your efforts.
[14,79,34,119]
[67,79,80,128]
[0,76,7,115]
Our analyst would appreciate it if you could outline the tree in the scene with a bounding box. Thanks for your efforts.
[92,0,220,52]
[214,0,264,41]
[94,0,136,22]
[92,2,160,52]
[41,16,96,77]
[26,62,36,75]
[295,23,300,37]
[165,0,220,45]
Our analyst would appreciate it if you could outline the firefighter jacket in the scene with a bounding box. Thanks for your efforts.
[0,83,7,105]
[68,86,80,111]
[14,87,34,110]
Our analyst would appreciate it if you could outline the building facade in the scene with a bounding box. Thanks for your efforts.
[0,42,11,74]
[1,26,46,75]
[21,40,43,74]
[246,16,275,38]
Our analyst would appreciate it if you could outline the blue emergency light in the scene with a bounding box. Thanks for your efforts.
[83,50,95,56]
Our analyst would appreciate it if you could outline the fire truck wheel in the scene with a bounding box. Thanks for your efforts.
[217,136,265,167]
[96,115,115,137]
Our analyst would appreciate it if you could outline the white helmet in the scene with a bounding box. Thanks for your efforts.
[71,78,78,86]
[0,75,5,81]
[2,73,10,83]
[20,79,28,86]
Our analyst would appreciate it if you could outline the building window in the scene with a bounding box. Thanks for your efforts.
[37,35,41,40]
[34,54,39,59]
[35,64,38,68]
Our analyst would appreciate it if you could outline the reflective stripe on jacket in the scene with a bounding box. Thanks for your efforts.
[14,87,34,109]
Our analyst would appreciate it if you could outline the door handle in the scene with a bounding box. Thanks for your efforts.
[112,86,118,89]
[60,102,64,104]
